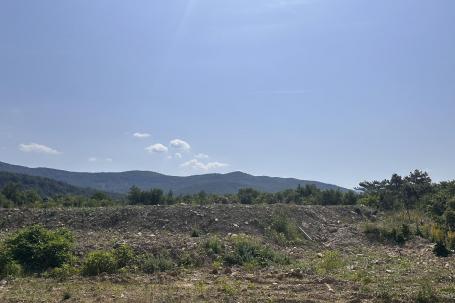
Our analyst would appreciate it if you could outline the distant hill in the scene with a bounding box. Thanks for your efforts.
[0,161,348,195]
[0,171,101,198]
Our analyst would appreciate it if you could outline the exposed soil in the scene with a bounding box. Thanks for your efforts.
[0,205,453,303]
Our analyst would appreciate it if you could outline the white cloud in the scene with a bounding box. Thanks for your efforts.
[88,157,97,162]
[181,159,228,171]
[194,153,209,159]
[105,158,113,162]
[19,143,60,155]
[170,139,191,151]
[145,143,168,153]
[205,162,229,169]
[174,152,182,159]
[133,132,151,139]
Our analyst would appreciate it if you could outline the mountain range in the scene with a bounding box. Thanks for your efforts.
[0,161,347,195]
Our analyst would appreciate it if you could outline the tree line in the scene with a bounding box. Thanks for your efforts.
[0,169,454,232]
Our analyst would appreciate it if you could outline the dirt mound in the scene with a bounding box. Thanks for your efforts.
[0,204,374,247]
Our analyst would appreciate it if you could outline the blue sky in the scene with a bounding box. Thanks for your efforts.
[1,0,454,189]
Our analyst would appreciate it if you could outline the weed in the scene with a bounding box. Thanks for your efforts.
[112,243,135,268]
[204,236,223,255]
[216,277,240,296]
[268,210,302,245]
[212,259,223,271]
[415,283,440,303]
[81,251,118,276]
[363,222,410,245]
[430,225,445,243]
[191,228,201,238]
[224,235,290,267]
[447,231,455,250]
[195,280,207,296]
[45,263,78,280]
[141,253,174,274]
[316,251,344,274]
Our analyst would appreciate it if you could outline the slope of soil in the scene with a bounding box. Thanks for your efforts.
[0,205,453,303]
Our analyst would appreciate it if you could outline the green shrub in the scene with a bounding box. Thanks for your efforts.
[224,236,290,267]
[6,225,75,273]
[415,283,440,303]
[444,210,455,230]
[45,263,78,280]
[141,253,174,274]
[177,251,204,268]
[269,211,302,245]
[205,236,223,255]
[317,251,344,274]
[112,244,135,268]
[363,223,410,245]
[0,193,13,208]
[447,231,455,250]
[191,228,201,238]
[0,245,22,278]
[81,251,117,276]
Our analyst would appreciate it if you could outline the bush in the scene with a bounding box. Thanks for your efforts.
[6,225,75,273]
[205,236,223,255]
[317,251,344,274]
[357,195,380,208]
[45,263,78,280]
[177,251,204,268]
[0,193,12,208]
[444,210,455,230]
[112,244,135,268]
[141,253,174,274]
[447,231,455,250]
[363,223,410,245]
[269,211,302,245]
[191,228,201,238]
[224,236,290,267]
[81,251,117,276]
[415,283,440,303]
[0,245,22,278]
[430,225,445,243]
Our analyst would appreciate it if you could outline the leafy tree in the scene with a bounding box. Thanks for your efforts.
[23,190,42,205]
[166,190,174,204]
[1,182,23,205]
[127,186,142,204]
[146,188,164,205]
[404,169,432,200]
[342,190,358,205]
[91,192,109,201]
[238,188,260,204]
[0,193,12,208]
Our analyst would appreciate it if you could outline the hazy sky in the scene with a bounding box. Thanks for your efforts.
[1,0,454,189]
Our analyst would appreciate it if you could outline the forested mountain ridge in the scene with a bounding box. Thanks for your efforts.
[0,171,100,197]
[0,161,347,194]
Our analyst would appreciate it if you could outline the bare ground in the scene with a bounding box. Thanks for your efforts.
[0,205,454,303]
